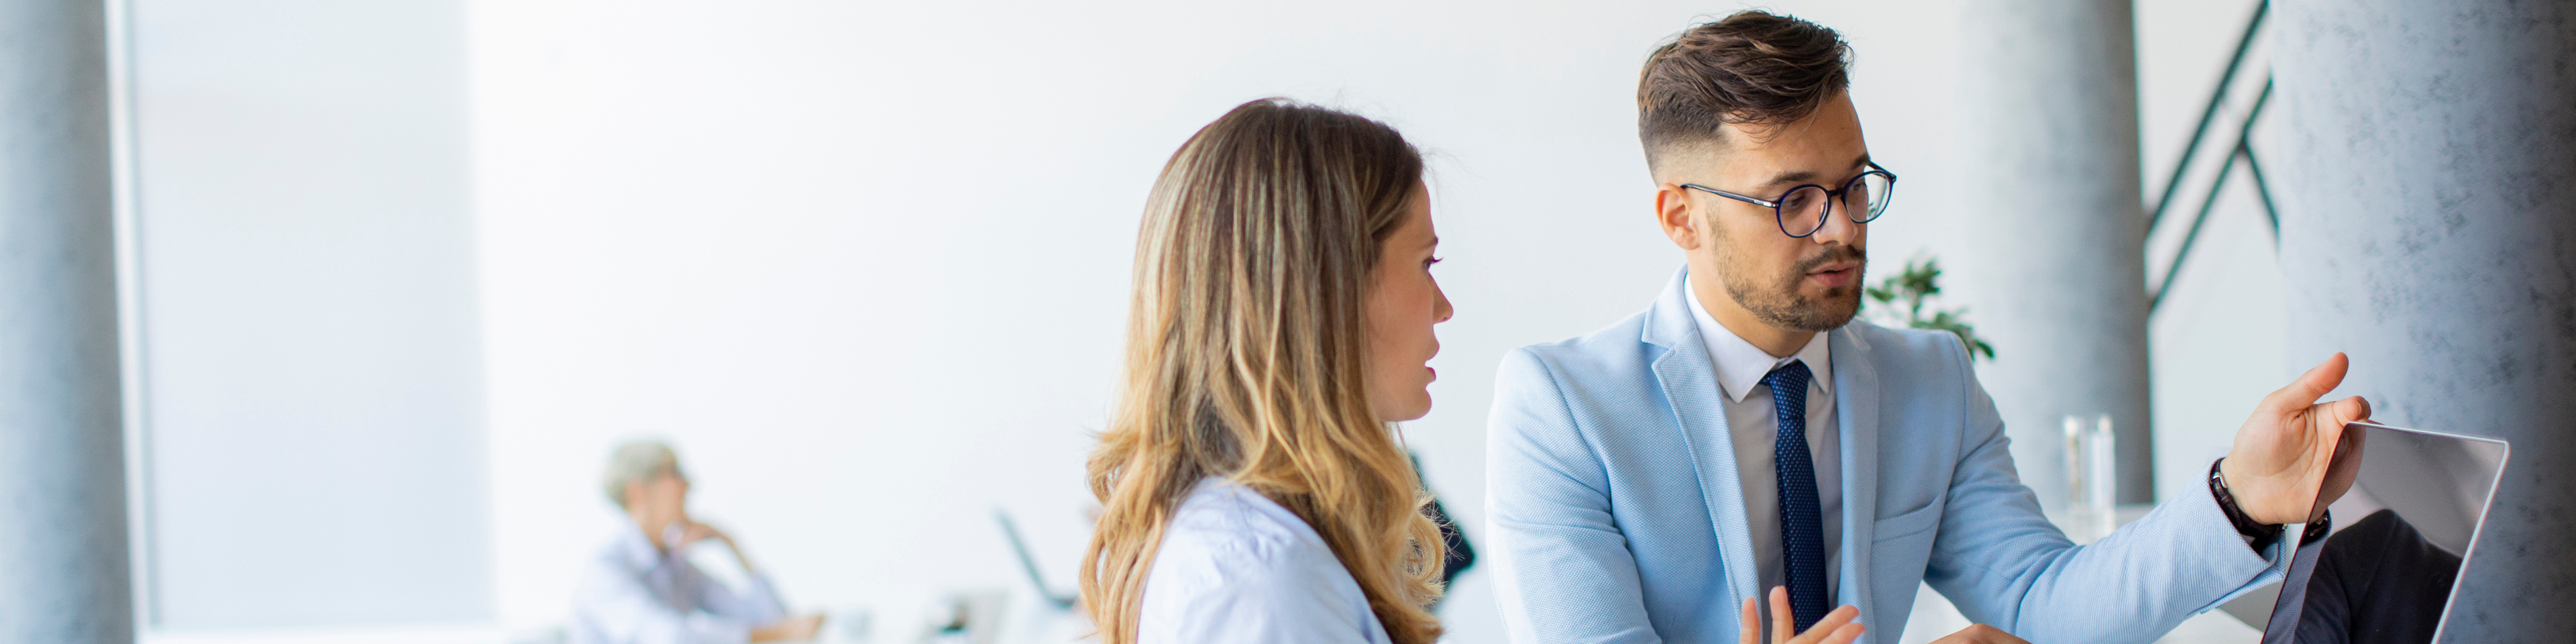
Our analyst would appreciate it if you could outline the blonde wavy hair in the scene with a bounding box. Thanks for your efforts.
[1079,99,1446,644]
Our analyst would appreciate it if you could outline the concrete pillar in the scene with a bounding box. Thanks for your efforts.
[1953,0,2155,506]
[2274,0,2576,638]
[0,1,136,643]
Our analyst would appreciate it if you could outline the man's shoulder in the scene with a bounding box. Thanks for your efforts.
[586,527,659,576]
[1834,319,1968,384]
[1838,319,1973,371]
[1504,309,1658,381]
[1501,315,1973,382]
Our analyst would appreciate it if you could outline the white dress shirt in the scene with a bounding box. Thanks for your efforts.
[1685,277,1843,606]
[1138,477,1389,644]
[570,523,788,644]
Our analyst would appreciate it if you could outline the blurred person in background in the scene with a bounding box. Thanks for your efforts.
[1078,98,1455,644]
[572,440,826,644]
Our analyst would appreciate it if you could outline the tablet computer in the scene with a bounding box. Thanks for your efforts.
[2257,421,2509,644]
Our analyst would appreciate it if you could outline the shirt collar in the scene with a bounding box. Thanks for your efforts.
[614,519,672,570]
[1685,274,1834,404]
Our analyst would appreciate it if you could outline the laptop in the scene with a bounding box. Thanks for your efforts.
[2258,421,2510,644]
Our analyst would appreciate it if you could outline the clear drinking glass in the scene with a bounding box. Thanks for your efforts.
[2062,414,2117,543]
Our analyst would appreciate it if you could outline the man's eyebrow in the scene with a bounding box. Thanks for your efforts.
[1754,154,1875,191]
[1756,170,1819,191]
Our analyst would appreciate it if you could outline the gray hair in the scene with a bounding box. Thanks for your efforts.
[602,440,682,508]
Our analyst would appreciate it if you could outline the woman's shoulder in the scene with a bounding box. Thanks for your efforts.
[1157,478,1336,570]
[1139,478,1383,643]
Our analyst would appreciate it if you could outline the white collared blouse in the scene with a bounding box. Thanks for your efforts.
[1138,477,1391,644]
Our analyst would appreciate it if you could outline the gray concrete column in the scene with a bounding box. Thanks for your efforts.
[2274,0,2576,639]
[0,1,136,643]
[1953,0,2156,506]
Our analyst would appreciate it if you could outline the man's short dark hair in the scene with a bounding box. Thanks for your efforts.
[1637,11,1852,174]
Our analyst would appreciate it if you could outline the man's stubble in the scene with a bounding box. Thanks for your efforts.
[1709,219,1867,333]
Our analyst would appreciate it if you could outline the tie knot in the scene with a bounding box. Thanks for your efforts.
[1764,360,1813,393]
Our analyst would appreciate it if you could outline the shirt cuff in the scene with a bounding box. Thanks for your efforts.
[2160,482,2292,611]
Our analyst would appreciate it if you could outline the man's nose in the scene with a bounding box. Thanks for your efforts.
[1810,203,1863,244]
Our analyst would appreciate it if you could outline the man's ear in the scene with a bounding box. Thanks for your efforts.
[1656,183,1702,252]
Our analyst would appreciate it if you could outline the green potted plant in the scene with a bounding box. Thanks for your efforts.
[1863,257,1994,361]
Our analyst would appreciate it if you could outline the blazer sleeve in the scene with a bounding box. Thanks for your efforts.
[1486,347,1662,644]
[1922,346,2286,644]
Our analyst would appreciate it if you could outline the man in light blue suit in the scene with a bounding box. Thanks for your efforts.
[1485,11,2374,644]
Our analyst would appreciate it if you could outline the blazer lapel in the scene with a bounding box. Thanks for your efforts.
[1829,325,1884,633]
[1640,269,1762,611]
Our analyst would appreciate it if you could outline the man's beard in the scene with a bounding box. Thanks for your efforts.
[1718,243,1867,332]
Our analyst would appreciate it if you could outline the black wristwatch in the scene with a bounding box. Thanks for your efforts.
[2208,458,2332,551]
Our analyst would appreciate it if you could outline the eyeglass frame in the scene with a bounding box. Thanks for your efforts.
[1679,161,1898,238]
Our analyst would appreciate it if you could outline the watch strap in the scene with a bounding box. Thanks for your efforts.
[2208,458,2286,551]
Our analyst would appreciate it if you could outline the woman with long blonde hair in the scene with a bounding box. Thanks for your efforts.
[1078,99,1454,644]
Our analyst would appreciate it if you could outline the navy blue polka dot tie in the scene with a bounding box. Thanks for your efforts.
[1764,360,1829,632]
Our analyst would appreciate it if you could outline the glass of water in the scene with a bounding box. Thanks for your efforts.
[2062,414,2116,543]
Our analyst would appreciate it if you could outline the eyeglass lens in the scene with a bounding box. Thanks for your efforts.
[1778,172,1894,236]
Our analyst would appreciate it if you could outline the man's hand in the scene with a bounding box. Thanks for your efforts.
[1929,624,2029,644]
[1737,586,1864,644]
[2221,353,2374,525]
[677,521,731,547]
[678,521,767,574]
[749,613,824,643]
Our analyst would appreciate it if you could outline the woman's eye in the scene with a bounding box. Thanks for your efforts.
[1426,256,1444,268]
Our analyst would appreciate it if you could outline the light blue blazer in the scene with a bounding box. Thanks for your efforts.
[1485,270,2286,644]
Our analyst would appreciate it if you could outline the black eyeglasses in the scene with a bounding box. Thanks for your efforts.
[1681,162,1897,238]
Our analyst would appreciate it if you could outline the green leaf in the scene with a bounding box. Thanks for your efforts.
[1864,255,1995,362]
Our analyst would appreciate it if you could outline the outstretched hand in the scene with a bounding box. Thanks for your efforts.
[2221,352,2374,525]
[1738,586,1864,644]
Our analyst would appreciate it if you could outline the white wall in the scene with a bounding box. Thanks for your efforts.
[130,0,490,633]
